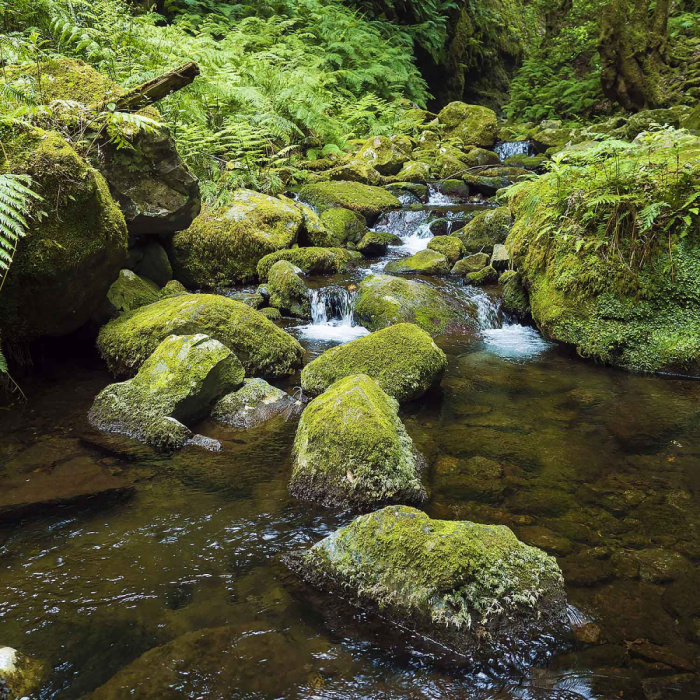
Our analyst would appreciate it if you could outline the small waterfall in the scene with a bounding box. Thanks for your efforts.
[460,286,500,329]
[494,140,534,161]
[297,287,369,344]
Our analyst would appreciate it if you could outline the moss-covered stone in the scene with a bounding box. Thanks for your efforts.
[355,135,413,176]
[438,179,470,199]
[452,252,490,276]
[161,280,188,297]
[465,265,498,286]
[291,506,567,659]
[461,173,510,197]
[384,250,451,276]
[267,261,310,318]
[393,160,432,183]
[501,273,531,319]
[413,144,468,180]
[455,207,513,254]
[106,269,160,314]
[89,334,244,450]
[357,231,402,257]
[462,147,501,167]
[290,375,425,508]
[170,191,303,286]
[325,161,383,186]
[299,181,400,221]
[438,102,499,148]
[504,154,547,170]
[0,127,128,342]
[0,647,45,698]
[530,122,573,153]
[256,247,360,280]
[296,201,332,247]
[97,293,304,378]
[318,207,367,246]
[212,378,296,429]
[427,236,465,265]
[353,274,476,337]
[301,323,447,402]
[385,181,429,200]
[260,307,282,321]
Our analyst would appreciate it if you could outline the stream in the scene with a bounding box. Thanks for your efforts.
[0,189,698,698]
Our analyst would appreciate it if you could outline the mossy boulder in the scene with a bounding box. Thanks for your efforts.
[384,250,451,276]
[504,154,547,171]
[161,280,187,297]
[385,181,429,200]
[438,102,498,148]
[170,191,303,286]
[462,147,501,167]
[501,273,531,319]
[437,179,470,200]
[455,207,513,254]
[393,160,432,183]
[531,122,573,153]
[97,293,304,378]
[257,247,360,280]
[452,252,490,276]
[461,173,510,197]
[465,265,499,286]
[354,274,476,336]
[325,161,383,186]
[89,334,244,450]
[290,506,567,660]
[318,207,367,246]
[299,181,400,222]
[260,307,282,321]
[427,236,465,265]
[0,647,45,698]
[290,375,425,509]
[267,261,310,318]
[355,135,413,176]
[301,323,447,402]
[620,109,681,140]
[296,201,332,247]
[212,378,296,429]
[133,241,173,287]
[0,128,128,342]
[106,269,160,314]
[357,231,402,257]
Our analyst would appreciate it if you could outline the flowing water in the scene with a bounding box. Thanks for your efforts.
[495,140,535,161]
[1,192,699,699]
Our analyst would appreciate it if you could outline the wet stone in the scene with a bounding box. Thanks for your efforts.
[212,379,298,430]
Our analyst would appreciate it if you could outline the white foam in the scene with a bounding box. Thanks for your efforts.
[482,324,551,359]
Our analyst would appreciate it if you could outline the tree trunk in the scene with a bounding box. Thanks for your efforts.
[599,0,670,111]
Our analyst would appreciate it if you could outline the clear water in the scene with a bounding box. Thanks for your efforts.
[495,140,535,161]
[1,191,699,699]
[295,286,369,344]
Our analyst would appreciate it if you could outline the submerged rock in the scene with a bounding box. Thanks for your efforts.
[266,261,310,318]
[353,274,476,336]
[0,647,44,698]
[301,323,447,403]
[438,102,499,148]
[384,250,451,276]
[212,378,297,429]
[106,269,160,314]
[90,334,244,450]
[256,247,360,280]
[97,293,304,378]
[290,506,567,661]
[455,207,513,254]
[290,375,426,508]
[299,181,400,222]
[0,128,128,342]
[170,191,303,286]
[427,236,465,266]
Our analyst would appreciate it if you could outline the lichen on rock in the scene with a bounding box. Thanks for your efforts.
[290,374,426,508]
[301,323,447,402]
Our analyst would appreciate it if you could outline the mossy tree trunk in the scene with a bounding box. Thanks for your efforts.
[599,0,671,111]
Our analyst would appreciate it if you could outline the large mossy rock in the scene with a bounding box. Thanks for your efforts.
[427,236,465,265]
[318,207,367,246]
[355,135,413,176]
[4,58,201,235]
[384,249,451,276]
[438,102,498,148]
[0,128,128,342]
[455,207,513,254]
[170,191,303,286]
[256,247,360,280]
[89,334,244,450]
[106,269,160,315]
[266,261,310,318]
[301,323,447,403]
[290,375,425,509]
[299,181,401,221]
[357,231,402,257]
[212,378,296,429]
[353,274,476,336]
[290,506,567,660]
[97,293,304,378]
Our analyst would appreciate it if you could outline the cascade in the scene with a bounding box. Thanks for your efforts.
[494,140,534,161]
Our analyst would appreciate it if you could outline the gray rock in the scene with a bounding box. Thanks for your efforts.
[134,241,173,286]
[212,378,297,429]
[490,243,511,271]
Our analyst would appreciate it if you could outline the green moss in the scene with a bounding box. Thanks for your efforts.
[267,261,310,318]
[260,307,282,321]
[212,378,295,430]
[455,207,513,254]
[355,135,413,176]
[301,323,447,402]
[357,231,402,257]
[462,148,501,167]
[290,374,425,508]
[107,270,160,314]
[353,274,476,337]
[501,273,531,319]
[465,265,498,286]
[296,505,566,656]
[393,161,432,183]
[438,179,470,199]
[297,201,331,246]
[317,207,367,246]
[90,334,244,450]
[461,173,510,196]
[170,191,302,286]
[427,236,465,265]
[299,181,400,220]
[504,154,547,170]
[257,247,360,280]
[452,252,490,275]
[0,127,128,342]
[323,160,383,186]
[438,102,499,148]
[97,293,304,378]
[385,182,429,200]
[161,280,188,297]
[384,250,451,276]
